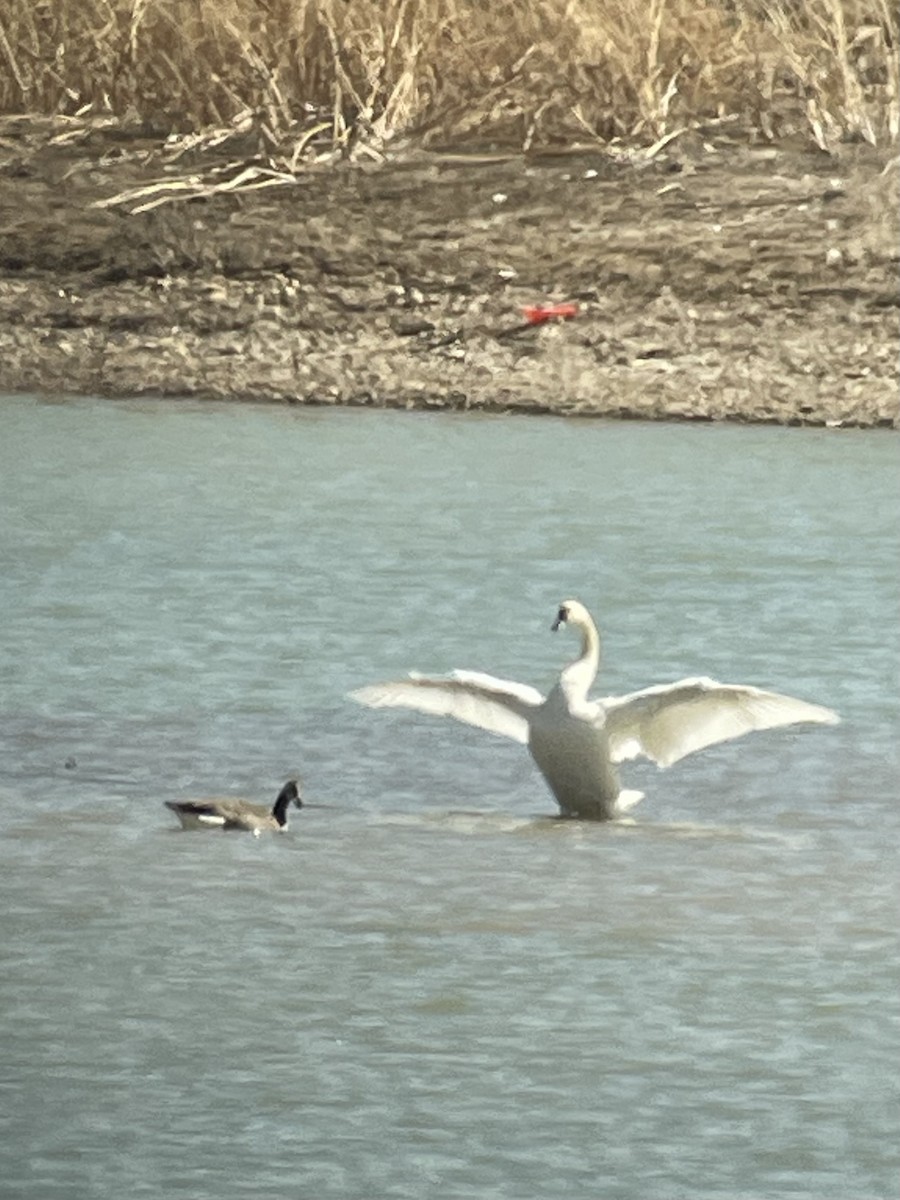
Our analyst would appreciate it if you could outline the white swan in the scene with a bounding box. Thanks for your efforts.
[350,600,839,820]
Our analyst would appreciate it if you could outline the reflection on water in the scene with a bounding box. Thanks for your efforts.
[0,396,897,1199]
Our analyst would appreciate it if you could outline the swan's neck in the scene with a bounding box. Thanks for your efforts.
[560,618,601,700]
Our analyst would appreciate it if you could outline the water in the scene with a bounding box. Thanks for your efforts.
[0,395,897,1199]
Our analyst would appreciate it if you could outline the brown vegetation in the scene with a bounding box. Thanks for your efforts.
[0,0,897,158]
[0,3,896,425]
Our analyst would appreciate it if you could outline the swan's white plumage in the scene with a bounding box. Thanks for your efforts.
[602,677,839,768]
[350,600,839,819]
[352,669,542,745]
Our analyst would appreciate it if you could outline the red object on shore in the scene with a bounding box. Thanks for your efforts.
[521,302,579,325]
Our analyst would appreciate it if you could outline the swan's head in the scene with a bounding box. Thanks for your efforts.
[551,599,593,632]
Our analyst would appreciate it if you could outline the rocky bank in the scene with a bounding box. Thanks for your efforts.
[0,121,897,426]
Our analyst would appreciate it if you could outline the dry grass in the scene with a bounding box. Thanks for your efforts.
[0,0,896,156]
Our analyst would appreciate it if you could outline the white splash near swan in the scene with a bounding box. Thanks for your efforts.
[350,600,839,820]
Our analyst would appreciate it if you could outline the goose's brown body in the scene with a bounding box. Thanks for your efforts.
[165,780,302,833]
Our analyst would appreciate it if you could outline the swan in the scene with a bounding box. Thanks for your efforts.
[350,600,839,819]
[164,780,302,834]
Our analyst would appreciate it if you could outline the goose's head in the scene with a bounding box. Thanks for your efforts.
[551,599,593,633]
[282,779,303,810]
[273,779,303,826]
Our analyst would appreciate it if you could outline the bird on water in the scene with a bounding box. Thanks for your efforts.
[164,780,302,834]
[351,600,839,820]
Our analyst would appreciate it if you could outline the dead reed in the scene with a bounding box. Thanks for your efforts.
[0,0,896,154]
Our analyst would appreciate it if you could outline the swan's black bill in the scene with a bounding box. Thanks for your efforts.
[551,606,568,632]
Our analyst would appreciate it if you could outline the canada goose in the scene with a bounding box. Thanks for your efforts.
[164,780,302,834]
[350,600,839,820]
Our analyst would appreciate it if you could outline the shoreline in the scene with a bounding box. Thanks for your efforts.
[1,127,897,428]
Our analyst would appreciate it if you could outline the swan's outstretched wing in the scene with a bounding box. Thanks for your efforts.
[350,670,544,745]
[601,677,839,768]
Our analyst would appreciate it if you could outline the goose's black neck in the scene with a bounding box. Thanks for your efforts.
[272,781,301,826]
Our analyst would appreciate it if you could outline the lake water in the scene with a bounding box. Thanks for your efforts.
[0,395,897,1199]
